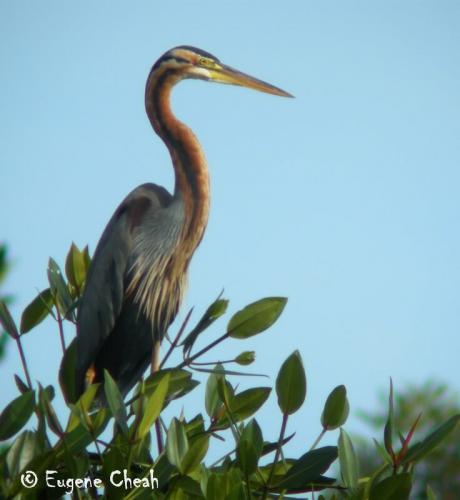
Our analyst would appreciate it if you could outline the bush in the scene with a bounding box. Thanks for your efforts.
[0,243,458,499]
[355,381,460,499]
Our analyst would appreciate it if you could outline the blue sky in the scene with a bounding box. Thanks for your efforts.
[1,1,460,458]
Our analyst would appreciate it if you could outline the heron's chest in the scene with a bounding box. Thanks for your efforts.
[126,207,190,330]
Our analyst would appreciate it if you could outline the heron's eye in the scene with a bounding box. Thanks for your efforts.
[199,57,215,68]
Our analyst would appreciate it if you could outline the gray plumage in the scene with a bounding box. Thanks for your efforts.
[75,183,184,397]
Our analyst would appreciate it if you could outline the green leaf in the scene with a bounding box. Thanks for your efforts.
[66,384,100,434]
[5,430,41,478]
[14,374,29,394]
[47,257,73,317]
[136,373,170,439]
[60,417,92,455]
[69,402,91,433]
[76,381,100,416]
[59,338,78,404]
[60,407,109,457]
[92,406,110,434]
[276,350,306,415]
[277,446,338,489]
[167,476,204,499]
[153,454,176,494]
[237,439,259,477]
[182,296,229,356]
[0,391,35,441]
[184,413,206,438]
[205,470,246,500]
[261,432,295,457]
[384,378,395,458]
[60,386,109,457]
[338,428,359,489]
[0,244,7,283]
[227,297,287,339]
[321,385,349,430]
[244,419,263,452]
[369,473,412,500]
[426,485,438,500]
[0,301,19,339]
[217,377,233,409]
[82,245,92,271]
[373,438,392,464]
[227,484,248,500]
[166,418,189,473]
[237,419,263,475]
[181,434,210,474]
[217,387,271,428]
[235,351,256,366]
[104,369,128,435]
[0,331,8,360]
[205,365,223,419]
[20,288,54,334]
[143,368,198,403]
[65,242,87,290]
[39,384,63,437]
[205,473,220,500]
[401,413,460,464]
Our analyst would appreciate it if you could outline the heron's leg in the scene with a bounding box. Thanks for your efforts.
[151,339,161,373]
[151,339,164,454]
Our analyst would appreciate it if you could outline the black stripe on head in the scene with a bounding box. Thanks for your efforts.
[151,46,220,72]
[174,45,220,61]
[152,54,187,71]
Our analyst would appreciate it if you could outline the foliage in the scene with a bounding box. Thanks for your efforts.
[0,243,12,361]
[355,380,460,499]
[0,243,458,499]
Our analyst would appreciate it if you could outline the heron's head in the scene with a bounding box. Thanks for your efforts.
[151,45,293,98]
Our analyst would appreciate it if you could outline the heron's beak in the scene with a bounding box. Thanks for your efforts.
[209,64,294,98]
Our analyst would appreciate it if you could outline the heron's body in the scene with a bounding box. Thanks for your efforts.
[76,184,184,396]
[75,46,291,399]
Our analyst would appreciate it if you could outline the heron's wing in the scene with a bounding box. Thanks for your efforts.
[75,183,172,395]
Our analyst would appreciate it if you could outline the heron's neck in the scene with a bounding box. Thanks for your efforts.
[145,70,210,257]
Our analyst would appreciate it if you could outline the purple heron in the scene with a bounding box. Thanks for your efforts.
[75,46,292,399]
